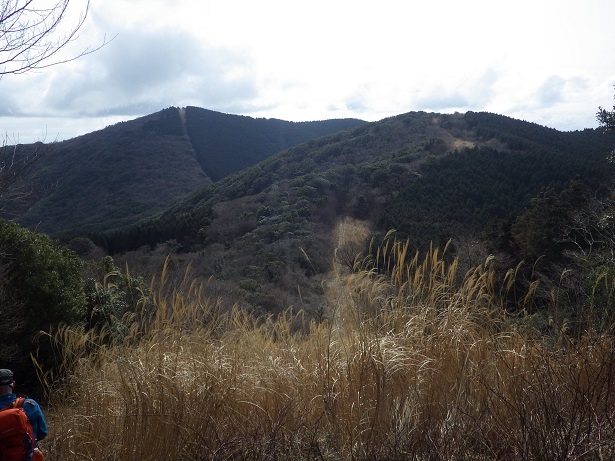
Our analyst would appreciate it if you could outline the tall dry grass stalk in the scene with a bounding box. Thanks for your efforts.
[41,241,615,460]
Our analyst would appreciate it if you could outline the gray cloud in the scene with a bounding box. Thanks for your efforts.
[0,78,32,117]
[504,75,593,117]
[410,69,500,113]
[415,91,470,111]
[536,76,567,105]
[41,27,258,117]
[535,75,590,108]
[0,98,18,117]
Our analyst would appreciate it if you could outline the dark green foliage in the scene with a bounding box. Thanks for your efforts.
[2,108,210,236]
[185,106,366,181]
[480,180,615,324]
[103,111,613,262]
[142,107,185,136]
[2,107,364,237]
[468,92,615,321]
[379,113,613,249]
[0,218,85,327]
[510,183,588,265]
[0,218,85,389]
[0,142,45,206]
[94,111,613,315]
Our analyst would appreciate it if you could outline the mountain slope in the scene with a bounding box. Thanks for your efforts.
[380,111,614,243]
[106,110,613,251]
[3,108,207,235]
[1,108,366,235]
[185,106,367,181]
[92,110,613,314]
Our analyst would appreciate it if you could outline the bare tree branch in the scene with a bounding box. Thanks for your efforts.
[0,0,107,76]
[561,194,615,267]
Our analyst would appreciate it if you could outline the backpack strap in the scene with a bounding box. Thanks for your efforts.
[13,397,40,445]
[0,397,21,412]
[0,396,27,411]
[11,397,26,409]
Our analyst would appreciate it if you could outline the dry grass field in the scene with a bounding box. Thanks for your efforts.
[39,239,615,460]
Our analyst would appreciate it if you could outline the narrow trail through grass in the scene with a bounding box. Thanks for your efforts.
[40,239,615,460]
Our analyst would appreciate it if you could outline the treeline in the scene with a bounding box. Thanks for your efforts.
[91,111,447,254]
[95,111,614,258]
[3,107,364,237]
[185,106,366,181]
[380,136,613,249]
[5,107,208,235]
[83,110,615,320]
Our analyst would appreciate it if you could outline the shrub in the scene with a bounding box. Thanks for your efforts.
[83,256,150,341]
[0,218,85,389]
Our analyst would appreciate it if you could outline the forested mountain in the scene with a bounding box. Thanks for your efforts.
[92,111,613,314]
[3,108,613,315]
[185,106,367,181]
[103,111,613,251]
[0,107,365,235]
[3,106,615,375]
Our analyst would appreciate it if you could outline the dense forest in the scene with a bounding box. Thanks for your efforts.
[185,106,366,181]
[92,112,613,288]
[382,112,613,246]
[0,107,365,235]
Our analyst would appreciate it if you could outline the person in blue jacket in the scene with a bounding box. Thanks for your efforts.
[0,368,48,443]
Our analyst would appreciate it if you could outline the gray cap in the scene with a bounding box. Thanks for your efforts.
[0,369,14,385]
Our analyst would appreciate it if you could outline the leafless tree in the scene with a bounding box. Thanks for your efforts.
[597,85,615,133]
[0,0,103,75]
[562,194,615,266]
[1,1,106,205]
[563,87,615,266]
[335,241,366,272]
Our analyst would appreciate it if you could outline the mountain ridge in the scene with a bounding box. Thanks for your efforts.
[3,108,613,315]
[89,109,613,314]
[101,110,613,255]
[1,107,366,235]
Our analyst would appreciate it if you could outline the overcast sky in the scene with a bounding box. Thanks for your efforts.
[2,0,615,143]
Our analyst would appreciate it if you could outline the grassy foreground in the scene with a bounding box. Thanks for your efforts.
[40,241,614,460]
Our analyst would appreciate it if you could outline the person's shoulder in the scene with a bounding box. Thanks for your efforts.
[21,397,42,409]
[0,394,16,407]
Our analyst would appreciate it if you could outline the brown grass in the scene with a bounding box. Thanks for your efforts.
[39,240,615,460]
